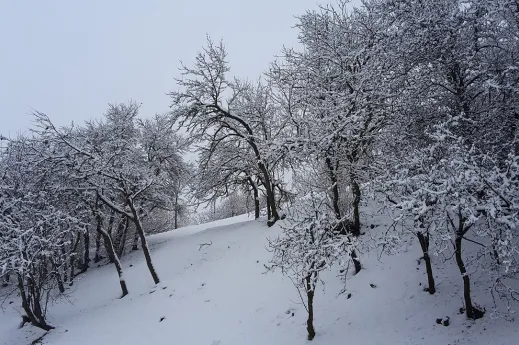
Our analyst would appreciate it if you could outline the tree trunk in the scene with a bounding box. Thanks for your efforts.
[2,274,9,287]
[94,221,103,263]
[174,190,179,229]
[416,231,436,294]
[60,245,69,283]
[174,205,179,229]
[325,159,362,274]
[351,177,361,237]
[266,195,272,221]
[117,217,130,257]
[129,202,160,284]
[52,261,65,294]
[254,192,260,220]
[248,177,260,219]
[305,274,316,340]
[455,236,475,319]
[99,229,129,297]
[68,232,81,283]
[113,216,126,256]
[325,157,342,220]
[258,161,279,226]
[17,274,54,331]
[350,249,362,274]
[132,229,139,251]
[81,230,90,273]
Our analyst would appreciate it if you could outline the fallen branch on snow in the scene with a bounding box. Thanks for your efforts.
[198,241,213,251]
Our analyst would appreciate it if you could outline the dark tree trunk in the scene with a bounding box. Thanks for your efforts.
[351,177,361,237]
[81,230,90,273]
[491,229,502,266]
[60,245,69,283]
[258,161,279,226]
[2,274,9,287]
[68,232,81,283]
[17,274,54,331]
[113,216,126,256]
[174,205,179,230]
[132,229,139,251]
[455,236,475,319]
[94,221,103,263]
[325,158,362,274]
[129,203,160,284]
[248,177,260,219]
[174,189,180,229]
[416,231,436,294]
[266,196,272,222]
[107,210,116,238]
[254,193,260,220]
[53,262,65,294]
[325,157,342,220]
[305,274,316,340]
[350,250,362,274]
[99,229,128,297]
[117,217,130,257]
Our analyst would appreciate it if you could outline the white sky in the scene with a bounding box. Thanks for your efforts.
[0,0,361,137]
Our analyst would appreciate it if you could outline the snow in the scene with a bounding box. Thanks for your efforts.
[1,210,519,345]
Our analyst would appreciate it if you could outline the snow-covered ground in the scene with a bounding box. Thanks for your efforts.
[1,211,518,345]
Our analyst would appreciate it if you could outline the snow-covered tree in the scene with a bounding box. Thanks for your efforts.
[170,39,285,226]
[268,184,355,340]
[371,0,519,318]
[269,2,393,239]
[34,103,187,287]
[0,137,88,330]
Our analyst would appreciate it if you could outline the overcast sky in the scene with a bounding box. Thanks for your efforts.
[0,0,361,137]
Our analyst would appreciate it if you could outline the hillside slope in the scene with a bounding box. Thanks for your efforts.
[1,212,518,345]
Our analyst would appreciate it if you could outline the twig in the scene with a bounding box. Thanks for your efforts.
[198,241,213,251]
[462,236,486,247]
[30,332,49,345]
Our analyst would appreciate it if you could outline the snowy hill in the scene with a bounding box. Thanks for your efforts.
[1,212,518,345]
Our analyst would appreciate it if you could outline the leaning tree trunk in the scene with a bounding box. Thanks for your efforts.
[17,274,54,331]
[99,229,129,297]
[305,274,316,341]
[129,202,160,284]
[416,231,436,294]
